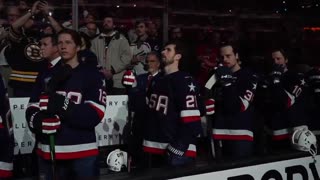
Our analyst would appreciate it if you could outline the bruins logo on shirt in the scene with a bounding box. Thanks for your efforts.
[24,42,42,62]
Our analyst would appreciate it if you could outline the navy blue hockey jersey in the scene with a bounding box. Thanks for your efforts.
[143,71,202,158]
[26,62,106,160]
[264,70,307,140]
[210,68,257,141]
[0,73,13,178]
[128,71,163,113]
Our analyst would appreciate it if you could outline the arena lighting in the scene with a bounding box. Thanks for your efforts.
[303,27,320,31]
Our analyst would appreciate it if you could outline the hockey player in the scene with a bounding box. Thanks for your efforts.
[206,42,258,159]
[264,48,307,150]
[25,29,106,179]
[142,41,203,167]
[0,73,13,179]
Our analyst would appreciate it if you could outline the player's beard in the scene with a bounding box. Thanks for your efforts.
[163,58,174,66]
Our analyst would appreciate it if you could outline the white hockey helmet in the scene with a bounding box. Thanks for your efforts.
[291,129,317,157]
[106,149,128,172]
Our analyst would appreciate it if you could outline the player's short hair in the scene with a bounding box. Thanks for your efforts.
[57,29,82,47]
[271,47,288,59]
[219,41,239,55]
[164,40,185,58]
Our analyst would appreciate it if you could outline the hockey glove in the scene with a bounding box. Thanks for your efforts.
[205,98,215,115]
[122,70,136,87]
[215,64,234,86]
[47,93,75,119]
[270,64,285,84]
[30,111,61,134]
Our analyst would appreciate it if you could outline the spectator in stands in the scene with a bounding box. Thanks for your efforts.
[38,1,63,34]
[30,33,62,97]
[78,32,98,67]
[206,42,257,159]
[143,41,203,167]
[83,13,95,24]
[131,20,162,75]
[4,1,46,97]
[40,23,54,35]
[39,33,61,66]
[4,0,62,97]
[0,5,21,97]
[127,28,137,44]
[123,51,163,168]
[26,29,106,180]
[17,0,29,13]
[170,27,183,41]
[195,30,219,94]
[79,13,100,37]
[148,21,162,51]
[264,48,308,151]
[130,21,151,75]
[82,22,99,39]
[5,5,20,26]
[91,14,132,95]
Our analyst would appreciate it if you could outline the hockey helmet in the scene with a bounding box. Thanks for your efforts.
[291,129,317,157]
[106,149,128,172]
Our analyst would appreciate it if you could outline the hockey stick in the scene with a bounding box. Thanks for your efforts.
[49,135,56,179]
[45,64,72,179]
[204,74,217,159]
